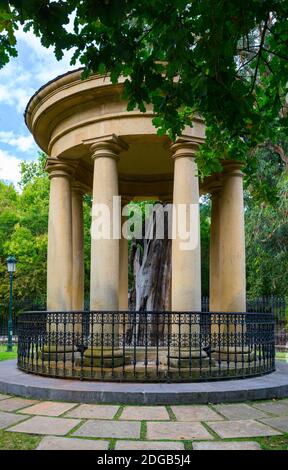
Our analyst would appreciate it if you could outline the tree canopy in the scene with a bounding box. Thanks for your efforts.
[1,1,288,177]
[0,153,93,302]
[0,154,49,301]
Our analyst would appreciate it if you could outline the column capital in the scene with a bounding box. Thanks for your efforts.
[83,134,129,160]
[168,138,199,160]
[45,158,78,180]
[207,180,223,195]
[221,160,244,179]
[71,180,89,196]
[201,160,244,195]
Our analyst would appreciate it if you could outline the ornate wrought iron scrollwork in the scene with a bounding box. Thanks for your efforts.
[17,310,275,383]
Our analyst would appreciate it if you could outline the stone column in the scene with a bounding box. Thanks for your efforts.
[46,158,76,311]
[71,182,86,312]
[215,163,246,362]
[45,158,77,358]
[218,163,246,313]
[169,139,204,368]
[119,198,130,311]
[209,185,222,312]
[88,135,128,311]
[209,184,223,345]
[84,135,128,366]
[170,139,201,312]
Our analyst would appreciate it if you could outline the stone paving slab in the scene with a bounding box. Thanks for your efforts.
[115,440,185,450]
[213,403,269,420]
[251,401,288,416]
[8,416,81,436]
[120,406,170,421]
[37,436,109,450]
[65,404,119,420]
[147,422,214,441]
[73,420,141,439]
[193,441,261,450]
[0,398,38,412]
[207,419,281,439]
[0,411,28,429]
[171,405,223,422]
[19,401,78,417]
[259,416,288,433]
[0,394,11,401]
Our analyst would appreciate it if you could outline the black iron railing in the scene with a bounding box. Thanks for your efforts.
[1,295,286,347]
[0,298,46,337]
[246,298,287,351]
[17,311,275,382]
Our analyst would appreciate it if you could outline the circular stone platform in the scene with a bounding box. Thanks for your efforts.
[0,360,287,405]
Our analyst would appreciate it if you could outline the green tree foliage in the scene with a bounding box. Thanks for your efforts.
[0,180,18,253]
[0,153,49,301]
[198,141,288,298]
[0,153,92,304]
[245,141,288,297]
[200,196,210,297]
[0,181,19,300]
[1,1,288,177]
[19,151,46,188]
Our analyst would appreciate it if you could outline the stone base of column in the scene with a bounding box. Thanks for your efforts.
[212,347,252,364]
[80,348,131,368]
[41,345,78,362]
[163,349,214,368]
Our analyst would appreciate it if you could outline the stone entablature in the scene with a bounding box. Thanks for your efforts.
[25,69,205,199]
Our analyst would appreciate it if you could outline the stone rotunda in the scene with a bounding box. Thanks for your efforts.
[17,69,274,382]
[25,68,246,315]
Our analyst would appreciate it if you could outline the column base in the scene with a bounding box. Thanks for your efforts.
[212,346,252,363]
[164,349,213,368]
[41,345,78,362]
[81,348,131,368]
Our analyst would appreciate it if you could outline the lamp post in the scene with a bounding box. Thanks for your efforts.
[6,256,16,352]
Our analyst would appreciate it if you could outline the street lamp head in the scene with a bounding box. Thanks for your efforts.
[7,256,17,273]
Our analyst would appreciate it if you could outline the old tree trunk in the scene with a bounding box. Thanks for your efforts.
[128,203,171,345]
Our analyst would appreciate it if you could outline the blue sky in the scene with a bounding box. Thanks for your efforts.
[0,27,77,187]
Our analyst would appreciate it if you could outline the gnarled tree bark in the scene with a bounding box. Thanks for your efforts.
[127,203,172,345]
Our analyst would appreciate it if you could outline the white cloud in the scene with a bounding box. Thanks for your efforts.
[0,150,21,185]
[0,23,80,181]
[0,83,13,106]
[15,28,53,59]
[0,29,78,116]
[0,131,35,152]
[0,62,35,113]
[15,25,78,84]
